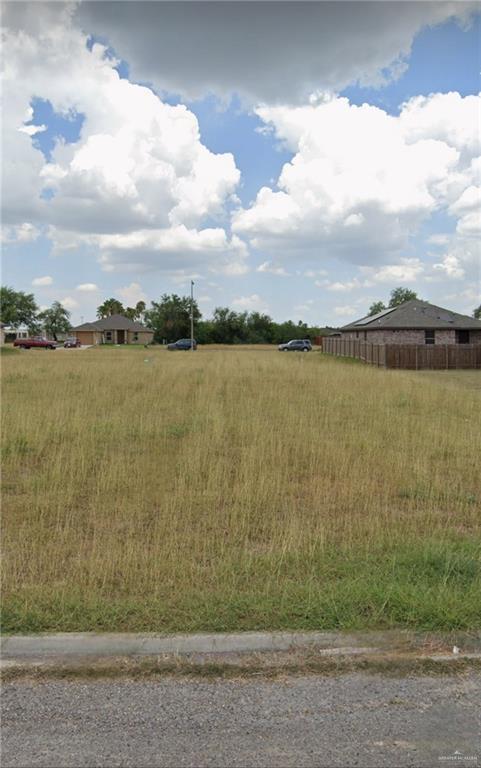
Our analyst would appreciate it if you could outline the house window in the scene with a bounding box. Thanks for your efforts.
[456,330,470,344]
[133,332,139,342]
[424,330,435,345]
[105,331,113,342]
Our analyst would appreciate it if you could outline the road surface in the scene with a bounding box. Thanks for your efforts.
[2,672,480,767]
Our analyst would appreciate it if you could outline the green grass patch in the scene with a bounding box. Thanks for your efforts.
[0,346,19,356]
[3,538,479,634]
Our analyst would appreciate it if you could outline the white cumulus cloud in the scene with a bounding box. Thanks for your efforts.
[231,294,269,313]
[233,93,480,271]
[61,296,79,310]
[76,283,99,292]
[32,275,53,286]
[1,5,244,276]
[117,282,147,307]
[256,261,289,276]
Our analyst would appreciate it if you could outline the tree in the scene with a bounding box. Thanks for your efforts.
[144,294,201,343]
[96,298,125,318]
[124,301,147,322]
[0,286,39,329]
[474,305,481,320]
[38,301,72,341]
[246,312,274,344]
[209,307,248,344]
[388,287,418,307]
[135,301,146,321]
[368,301,386,316]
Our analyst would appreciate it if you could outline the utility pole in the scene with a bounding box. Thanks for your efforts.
[190,280,195,351]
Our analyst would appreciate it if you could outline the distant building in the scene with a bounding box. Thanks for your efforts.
[72,314,154,345]
[3,324,30,342]
[340,300,481,345]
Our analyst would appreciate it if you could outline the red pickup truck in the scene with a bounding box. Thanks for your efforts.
[13,337,57,350]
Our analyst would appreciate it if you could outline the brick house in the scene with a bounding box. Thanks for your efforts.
[72,314,154,346]
[341,300,481,345]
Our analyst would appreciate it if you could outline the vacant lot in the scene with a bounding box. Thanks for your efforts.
[2,346,480,633]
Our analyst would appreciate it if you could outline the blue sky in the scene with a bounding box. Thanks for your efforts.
[2,2,480,326]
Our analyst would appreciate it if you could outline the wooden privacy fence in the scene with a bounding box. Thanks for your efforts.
[322,337,481,369]
[323,337,386,365]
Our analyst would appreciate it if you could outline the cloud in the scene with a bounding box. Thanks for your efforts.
[18,123,47,136]
[427,234,450,246]
[256,261,289,276]
[76,283,98,292]
[233,93,480,269]
[91,226,248,276]
[60,296,79,310]
[117,281,147,306]
[360,259,425,284]
[76,2,474,104]
[432,238,480,287]
[327,280,365,292]
[231,294,269,313]
[333,305,358,317]
[32,275,53,286]
[2,5,243,275]
[433,254,465,279]
[1,222,40,243]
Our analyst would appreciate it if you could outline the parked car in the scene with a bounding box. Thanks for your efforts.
[167,338,197,351]
[64,337,81,348]
[278,339,312,352]
[13,336,57,350]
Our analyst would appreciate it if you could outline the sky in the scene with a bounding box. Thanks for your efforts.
[1,1,480,326]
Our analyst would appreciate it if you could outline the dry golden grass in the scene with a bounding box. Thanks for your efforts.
[2,346,480,632]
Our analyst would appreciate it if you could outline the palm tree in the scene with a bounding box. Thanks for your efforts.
[96,298,125,318]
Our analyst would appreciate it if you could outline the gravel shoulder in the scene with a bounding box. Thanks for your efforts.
[3,672,481,768]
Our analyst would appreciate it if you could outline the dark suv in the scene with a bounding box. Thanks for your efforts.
[64,337,81,348]
[278,339,312,352]
[167,338,197,351]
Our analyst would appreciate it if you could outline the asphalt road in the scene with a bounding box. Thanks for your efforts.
[2,673,480,767]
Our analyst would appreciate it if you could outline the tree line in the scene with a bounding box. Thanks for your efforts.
[97,293,333,344]
[2,285,480,345]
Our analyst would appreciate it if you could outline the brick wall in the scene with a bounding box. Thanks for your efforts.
[126,330,154,344]
[341,329,481,345]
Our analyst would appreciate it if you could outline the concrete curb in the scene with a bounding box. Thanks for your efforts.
[1,631,376,660]
[2,630,481,663]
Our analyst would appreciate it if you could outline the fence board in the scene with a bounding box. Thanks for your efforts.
[322,338,480,369]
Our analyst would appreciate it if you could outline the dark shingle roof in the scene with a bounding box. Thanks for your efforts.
[342,300,481,331]
[72,322,100,332]
[73,314,152,332]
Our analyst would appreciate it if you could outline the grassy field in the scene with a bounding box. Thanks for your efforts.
[2,346,480,633]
